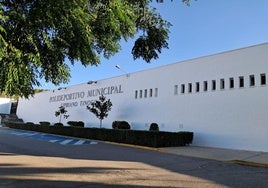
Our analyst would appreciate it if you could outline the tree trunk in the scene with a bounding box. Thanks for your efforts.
[100,119,102,128]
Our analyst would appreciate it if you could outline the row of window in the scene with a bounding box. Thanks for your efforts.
[175,73,267,95]
[135,88,158,99]
[134,73,267,98]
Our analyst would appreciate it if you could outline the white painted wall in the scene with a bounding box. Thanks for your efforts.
[0,98,12,114]
[17,43,268,152]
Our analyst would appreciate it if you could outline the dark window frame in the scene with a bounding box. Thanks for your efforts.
[249,75,255,87]
[212,80,216,91]
[188,83,192,93]
[261,73,266,85]
[181,84,185,94]
[220,78,225,90]
[239,76,244,88]
[203,81,208,91]
[229,77,234,89]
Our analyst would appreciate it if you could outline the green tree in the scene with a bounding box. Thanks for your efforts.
[0,0,190,97]
[87,95,112,128]
[55,106,69,123]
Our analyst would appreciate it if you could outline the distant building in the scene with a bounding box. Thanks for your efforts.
[17,43,268,152]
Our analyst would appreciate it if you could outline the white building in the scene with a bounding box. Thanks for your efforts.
[17,43,268,152]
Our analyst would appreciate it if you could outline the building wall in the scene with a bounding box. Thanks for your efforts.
[17,43,268,152]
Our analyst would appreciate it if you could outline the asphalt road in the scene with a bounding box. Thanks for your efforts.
[0,127,267,188]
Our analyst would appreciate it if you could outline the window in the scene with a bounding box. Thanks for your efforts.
[174,85,178,95]
[154,88,158,97]
[249,75,255,87]
[181,84,185,94]
[261,73,266,85]
[220,79,225,90]
[239,76,244,88]
[212,80,216,91]
[144,89,148,98]
[135,90,138,99]
[149,89,153,97]
[196,82,200,92]
[139,90,143,98]
[229,77,234,89]
[188,83,192,93]
[203,81,208,91]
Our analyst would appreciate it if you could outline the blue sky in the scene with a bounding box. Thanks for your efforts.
[41,0,268,89]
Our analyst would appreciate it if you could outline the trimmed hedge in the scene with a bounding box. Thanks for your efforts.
[39,121,50,126]
[54,122,63,127]
[67,121,85,127]
[112,121,131,130]
[149,123,159,131]
[7,123,193,148]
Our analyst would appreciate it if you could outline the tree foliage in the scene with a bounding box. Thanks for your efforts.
[0,0,190,97]
[87,95,112,128]
[55,106,69,123]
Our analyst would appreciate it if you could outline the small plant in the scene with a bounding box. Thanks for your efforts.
[67,121,85,127]
[67,121,77,126]
[149,123,159,131]
[54,122,63,127]
[26,122,34,125]
[112,121,131,130]
[77,121,85,127]
[39,121,50,126]
[86,95,112,128]
[55,106,69,123]
[112,121,118,129]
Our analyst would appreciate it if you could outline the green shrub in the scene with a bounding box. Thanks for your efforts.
[67,121,85,127]
[26,122,35,125]
[149,123,159,131]
[54,122,63,127]
[112,121,131,130]
[112,121,117,129]
[39,121,50,126]
[77,121,85,127]
[7,122,194,148]
[67,121,76,126]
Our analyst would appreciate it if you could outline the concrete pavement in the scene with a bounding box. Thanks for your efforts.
[2,126,267,168]
[2,127,268,188]
[161,146,268,168]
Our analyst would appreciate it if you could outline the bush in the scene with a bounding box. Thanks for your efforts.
[77,121,85,127]
[67,121,85,127]
[149,123,159,131]
[67,121,76,126]
[112,121,117,129]
[112,121,131,130]
[54,122,63,127]
[26,122,35,125]
[7,122,194,148]
[39,121,50,126]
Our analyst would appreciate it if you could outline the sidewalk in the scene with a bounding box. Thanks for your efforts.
[161,146,268,168]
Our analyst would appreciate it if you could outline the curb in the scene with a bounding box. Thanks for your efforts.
[104,141,268,168]
[103,141,160,152]
[111,145,268,169]
[230,160,268,168]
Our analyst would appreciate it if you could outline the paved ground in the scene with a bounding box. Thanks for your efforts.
[5,129,97,145]
[0,127,268,188]
[161,146,268,168]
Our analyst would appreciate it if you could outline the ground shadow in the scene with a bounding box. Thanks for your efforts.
[1,128,268,187]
